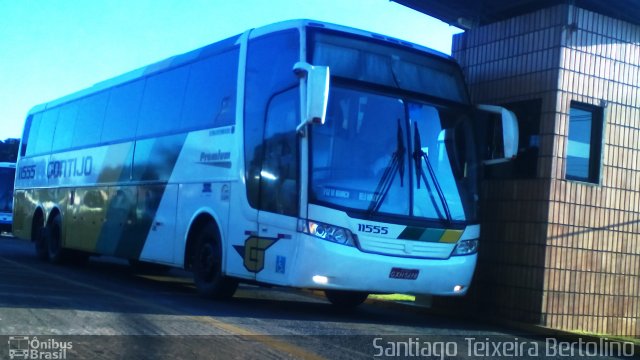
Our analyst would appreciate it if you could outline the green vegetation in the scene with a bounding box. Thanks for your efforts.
[0,138,19,162]
[369,294,416,302]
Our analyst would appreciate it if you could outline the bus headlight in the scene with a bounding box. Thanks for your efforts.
[298,219,356,247]
[452,239,478,256]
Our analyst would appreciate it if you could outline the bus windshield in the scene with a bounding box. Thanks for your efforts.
[309,87,478,224]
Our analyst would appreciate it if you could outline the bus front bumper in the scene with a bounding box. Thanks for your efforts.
[288,235,477,296]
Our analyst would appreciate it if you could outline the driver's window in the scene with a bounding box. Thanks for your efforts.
[259,89,300,216]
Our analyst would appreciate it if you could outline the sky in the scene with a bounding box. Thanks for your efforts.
[0,0,462,140]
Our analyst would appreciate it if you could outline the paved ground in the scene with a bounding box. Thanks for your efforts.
[0,235,632,359]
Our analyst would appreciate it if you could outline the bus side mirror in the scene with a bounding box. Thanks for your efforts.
[476,104,519,165]
[293,62,330,130]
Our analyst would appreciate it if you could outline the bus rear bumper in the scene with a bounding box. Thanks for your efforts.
[288,235,477,296]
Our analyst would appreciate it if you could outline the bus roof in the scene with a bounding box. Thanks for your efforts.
[27,19,454,116]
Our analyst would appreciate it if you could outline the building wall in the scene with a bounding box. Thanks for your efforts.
[452,4,640,336]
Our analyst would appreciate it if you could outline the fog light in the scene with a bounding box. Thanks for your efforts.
[313,275,329,285]
[453,285,464,293]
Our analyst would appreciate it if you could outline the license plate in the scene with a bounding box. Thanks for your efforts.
[389,267,419,280]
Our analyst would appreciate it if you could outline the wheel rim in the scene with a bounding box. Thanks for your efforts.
[197,243,219,283]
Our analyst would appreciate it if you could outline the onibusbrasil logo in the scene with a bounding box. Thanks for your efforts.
[7,336,72,359]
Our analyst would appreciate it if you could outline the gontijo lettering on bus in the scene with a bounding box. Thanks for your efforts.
[47,156,93,179]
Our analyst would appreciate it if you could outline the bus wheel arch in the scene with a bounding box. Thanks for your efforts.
[186,213,237,299]
[32,207,47,260]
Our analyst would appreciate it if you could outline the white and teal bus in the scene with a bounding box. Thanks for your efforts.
[13,20,517,306]
[0,162,16,234]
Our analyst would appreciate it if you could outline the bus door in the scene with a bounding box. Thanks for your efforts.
[254,88,300,284]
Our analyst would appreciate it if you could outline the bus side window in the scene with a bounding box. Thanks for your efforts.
[73,93,109,148]
[21,115,34,157]
[181,48,239,131]
[51,101,79,152]
[102,80,145,143]
[259,89,300,216]
[136,66,189,138]
[33,109,58,155]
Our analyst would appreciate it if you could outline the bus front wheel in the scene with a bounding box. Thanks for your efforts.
[324,290,369,308]
[192,223,238,299]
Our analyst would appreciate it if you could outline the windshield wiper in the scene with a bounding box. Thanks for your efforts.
[413,122,452,223]
[367,119,405,215]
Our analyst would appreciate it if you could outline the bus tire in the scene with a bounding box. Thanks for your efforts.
[324,290,369,308]
[32,214,48,261]
[192,222,238,299]
[45,214,67,264]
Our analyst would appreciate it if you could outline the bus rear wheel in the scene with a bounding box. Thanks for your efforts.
[324,290,369,308]
[192,223,238,299]
[45,214,68,264]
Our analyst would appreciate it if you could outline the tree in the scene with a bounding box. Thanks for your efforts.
[0,138,19,162]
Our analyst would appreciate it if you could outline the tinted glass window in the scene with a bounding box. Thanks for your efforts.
[102,79,145,143]
[411,104,468,220]
[23,114,39,156]
[33,109,58,154]
[566,102,603,183]
[73,93,109,148]
[258,89,300,215]
[244,29,300,209]
[137,66,189,137]
[312,31,467,103]
[311,88,409,216]
[310,87,478,222]
[181,49,239,130]
[52,101,79,151]
[20,117,30,157]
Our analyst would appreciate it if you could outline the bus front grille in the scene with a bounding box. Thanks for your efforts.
[356,237,455,259]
